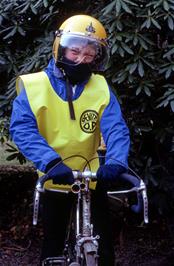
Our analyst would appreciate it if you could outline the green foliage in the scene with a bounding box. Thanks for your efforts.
[0,0,61,109]
[0,117,26,163]
[99,0,174,214]
[5,142,26,164]
[156,84,174,111]
[0,0,174,215]
[0,0,62,164]
[0,116,9,144]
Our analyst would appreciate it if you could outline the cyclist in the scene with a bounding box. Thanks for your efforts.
[10,15,130,266]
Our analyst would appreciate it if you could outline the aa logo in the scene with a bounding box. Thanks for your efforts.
[80,110,98,133]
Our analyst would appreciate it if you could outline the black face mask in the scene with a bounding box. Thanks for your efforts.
[57,58,92,84]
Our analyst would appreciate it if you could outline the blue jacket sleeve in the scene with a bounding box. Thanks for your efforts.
[100,89,130,168]
[10,89,60,172]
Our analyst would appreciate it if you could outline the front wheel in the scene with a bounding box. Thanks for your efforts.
[82,242,98,266]
[84,253,98,266]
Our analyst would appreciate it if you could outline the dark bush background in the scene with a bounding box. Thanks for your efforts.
[0,0,174,219]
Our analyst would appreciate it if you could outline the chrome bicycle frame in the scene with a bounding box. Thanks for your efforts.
[33,170,148,266]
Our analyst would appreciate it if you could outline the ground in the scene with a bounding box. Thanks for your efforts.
[0,165,174,266]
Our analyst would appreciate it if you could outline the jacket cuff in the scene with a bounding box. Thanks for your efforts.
[45,157,61,173]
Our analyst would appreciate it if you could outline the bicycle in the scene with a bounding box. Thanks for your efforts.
[33,165,148,266]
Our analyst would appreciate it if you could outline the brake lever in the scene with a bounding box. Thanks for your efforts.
[108,179,149,224]
[33,188,40,225]
[140,180,149,224]
[33,179,46,225]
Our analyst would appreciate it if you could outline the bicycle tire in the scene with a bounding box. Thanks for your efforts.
[81,252,97,266]
[82,242,98,266]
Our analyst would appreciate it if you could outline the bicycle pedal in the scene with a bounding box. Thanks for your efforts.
[42,256,67,265]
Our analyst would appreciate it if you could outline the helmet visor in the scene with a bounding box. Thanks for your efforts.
[57,33,109,71]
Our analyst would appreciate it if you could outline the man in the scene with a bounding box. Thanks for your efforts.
[10,15,130,265]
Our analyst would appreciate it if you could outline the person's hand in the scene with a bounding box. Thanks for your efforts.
[46,159,74,185]
[96,164,126,183]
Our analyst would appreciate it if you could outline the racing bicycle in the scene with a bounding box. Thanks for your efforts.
[33,165,148,266]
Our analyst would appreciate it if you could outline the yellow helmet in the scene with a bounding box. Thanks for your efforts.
[53,15,109,71]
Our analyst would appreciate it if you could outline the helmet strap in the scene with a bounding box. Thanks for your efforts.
[66,77,76,120]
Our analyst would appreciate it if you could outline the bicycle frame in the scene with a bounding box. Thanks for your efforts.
[33,170,149,266]
[70,179,99,265]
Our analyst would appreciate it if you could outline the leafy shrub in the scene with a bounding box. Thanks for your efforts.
[98,0,174,215]
[0,0,174,216]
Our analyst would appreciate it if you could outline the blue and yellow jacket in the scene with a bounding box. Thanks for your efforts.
[10,59,130,175]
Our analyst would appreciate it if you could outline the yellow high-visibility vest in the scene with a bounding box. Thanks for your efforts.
[16,71,110,190]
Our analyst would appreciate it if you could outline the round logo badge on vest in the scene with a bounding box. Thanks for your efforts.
[80,110,98,133]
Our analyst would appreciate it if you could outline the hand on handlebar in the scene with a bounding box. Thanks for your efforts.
[97,164,126,183]
[45,159,74,185]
